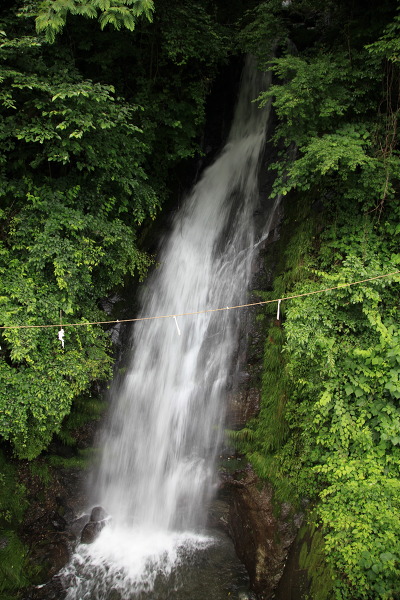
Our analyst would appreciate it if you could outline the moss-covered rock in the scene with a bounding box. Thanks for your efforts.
[275,522,335,600]
[225,465,303,599]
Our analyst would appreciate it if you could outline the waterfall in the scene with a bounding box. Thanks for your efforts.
[63,55,277,599]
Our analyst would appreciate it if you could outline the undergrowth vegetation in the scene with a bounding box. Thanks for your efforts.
[0,450,30,597]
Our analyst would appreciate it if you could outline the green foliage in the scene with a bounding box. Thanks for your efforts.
[284,261,400,598]
[242,0,400,215]
[318,472,400,599]
[0,530,30,594]
[237,195,399,598]
[0,451,28,527]
[366,11,400,63]
[266,192,399,597]
[252,212,400,598]
[161,0,228,67]
[258,52,367,146]
[29,460,52,486]
[0,325,112,459]
[35,0,155,43]
[237,0,287,67]
[0,450,30,595]
[299,525,335,600]
[57,391,106,446]
[47,447,97,468]
[257,50,400,211]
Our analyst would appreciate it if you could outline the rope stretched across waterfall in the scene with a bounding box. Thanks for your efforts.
[0,269,398,331]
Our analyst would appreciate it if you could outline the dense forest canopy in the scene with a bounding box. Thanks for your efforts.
[0,0,399,598]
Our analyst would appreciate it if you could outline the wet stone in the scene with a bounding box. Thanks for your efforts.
[81,519,106,544]
[50,512,67,531]
[28,575,67,600]
[90,506,108,522]
[67,513,90,538]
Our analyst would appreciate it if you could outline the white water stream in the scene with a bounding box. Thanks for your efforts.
[63,56,277,600]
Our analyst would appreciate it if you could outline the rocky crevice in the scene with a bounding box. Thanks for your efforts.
[221,466,303,600]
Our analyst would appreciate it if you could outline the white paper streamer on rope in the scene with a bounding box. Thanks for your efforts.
[58,309,65,348]
[58,328,65,348]
[276,299,281,321]
[173,316,181,336]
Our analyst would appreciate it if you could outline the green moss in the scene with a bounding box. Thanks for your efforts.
[47,447,98,469]
[219,456,246,475]
[0,450,31,597]
[256,192,320,315]
[298,525,335,600]
[230,193,322,508]
[234,320,311,508]
[0,450,28,528]
[0,530,31,594]
[29,461,52,487]
[58,393,107,447]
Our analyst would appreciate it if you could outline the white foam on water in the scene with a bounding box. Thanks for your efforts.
[64,527,214,599]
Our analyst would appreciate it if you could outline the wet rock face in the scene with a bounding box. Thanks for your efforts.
[226,387,261,429]
[225,466,302,600]
[19,465,92,599]
[26,575,67,600]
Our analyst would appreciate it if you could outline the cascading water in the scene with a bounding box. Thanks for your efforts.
[62,55,278,600]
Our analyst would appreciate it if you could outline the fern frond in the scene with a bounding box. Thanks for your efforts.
[74,1,98,19]
[226,427,256,442]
